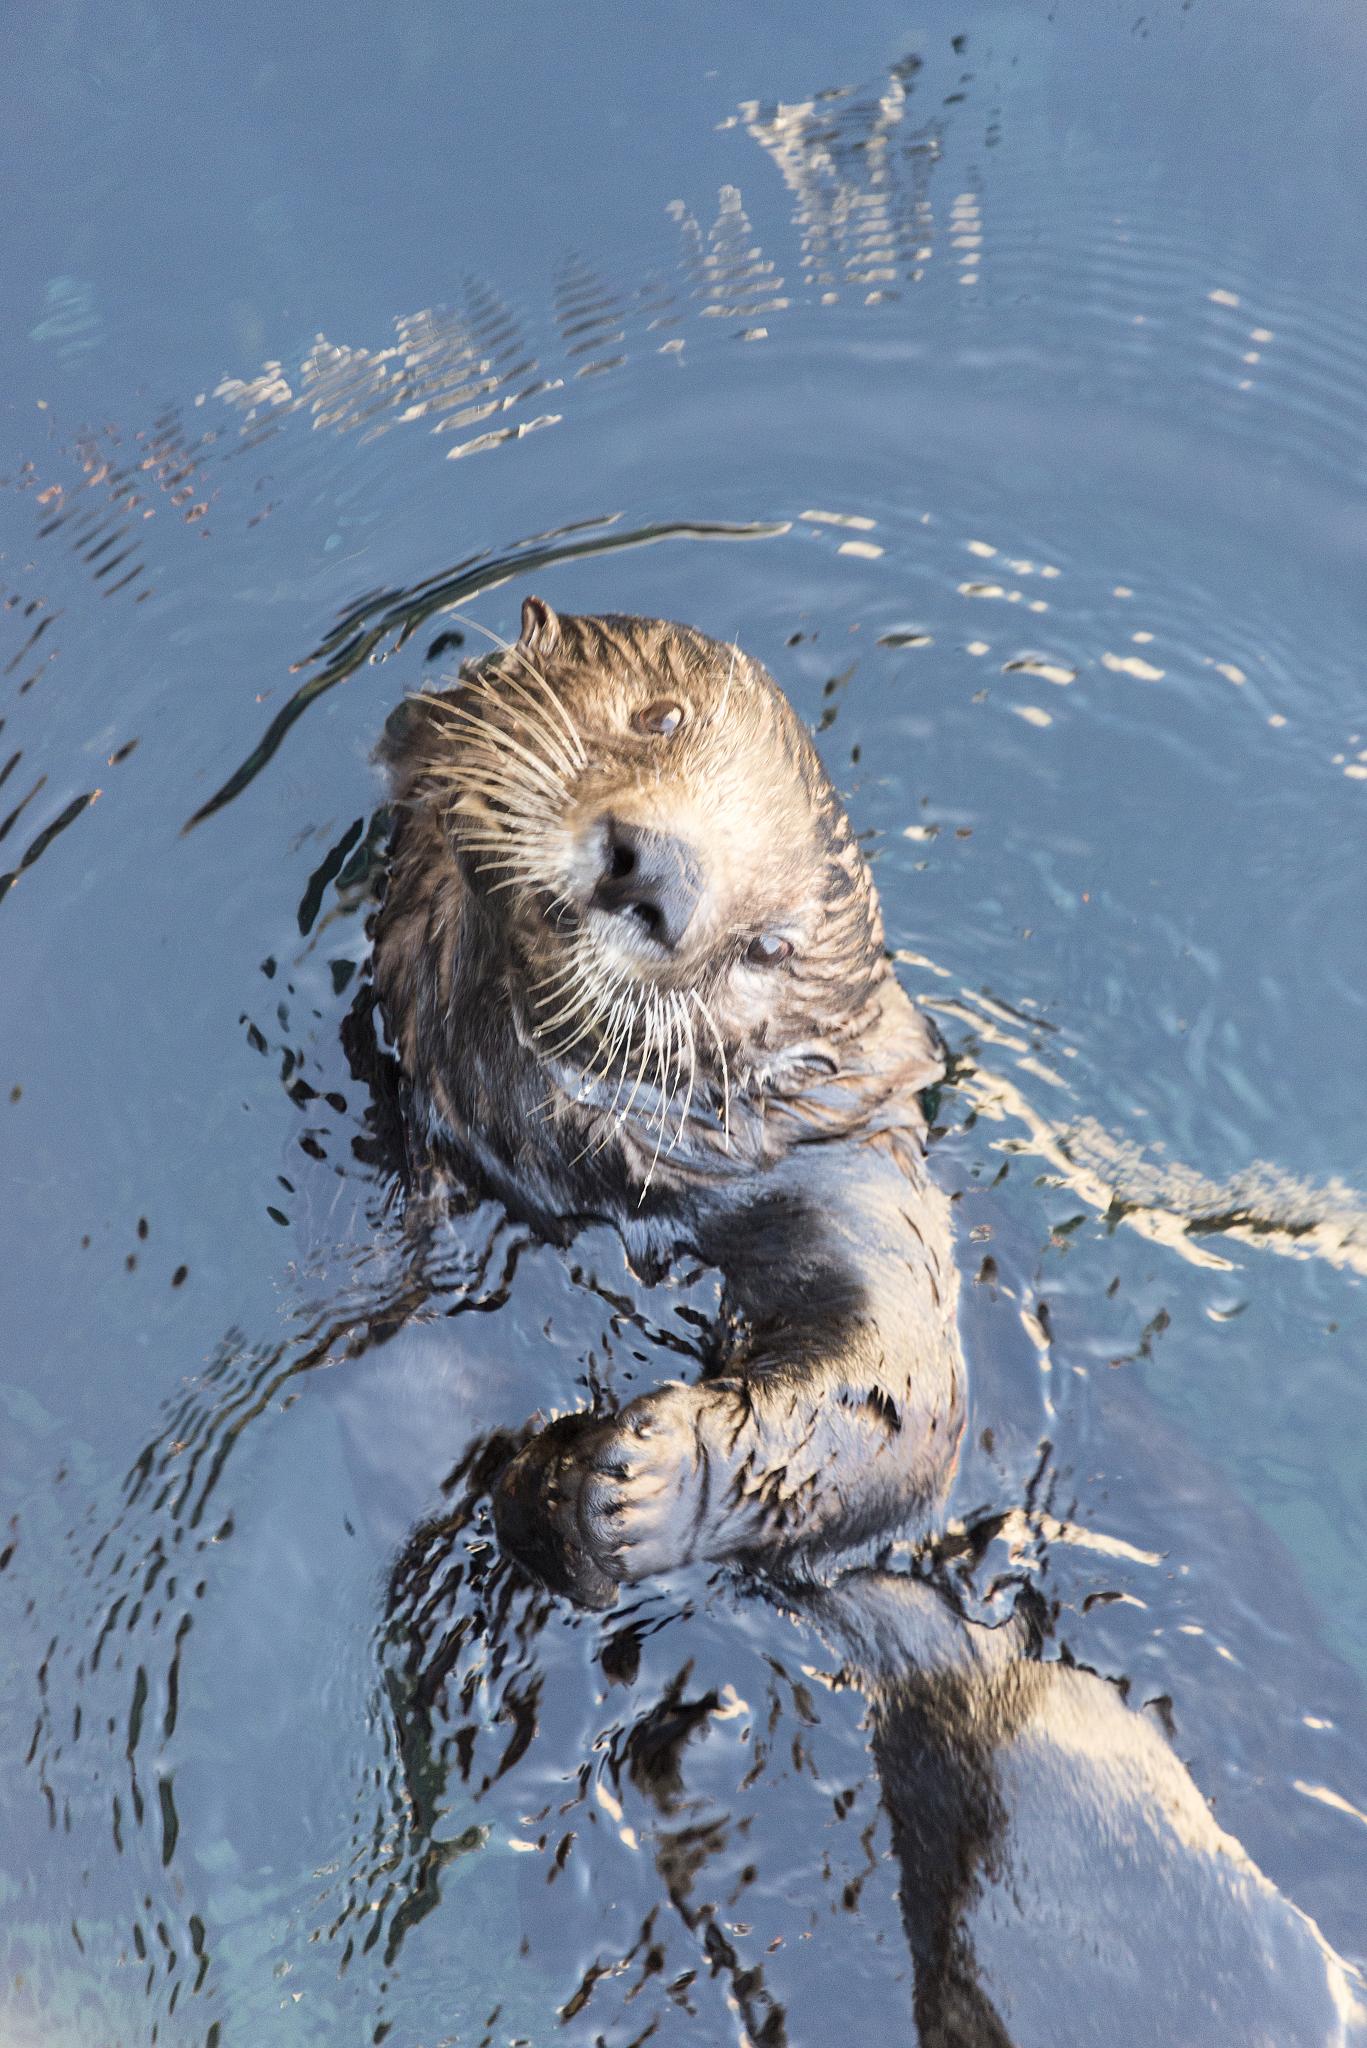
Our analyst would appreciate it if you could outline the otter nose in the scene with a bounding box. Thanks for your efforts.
[590,819,703,950]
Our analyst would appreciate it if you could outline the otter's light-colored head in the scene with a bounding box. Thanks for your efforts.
[416,596,887,1156]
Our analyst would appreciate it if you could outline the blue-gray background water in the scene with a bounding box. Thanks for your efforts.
[2,3,1365,2041]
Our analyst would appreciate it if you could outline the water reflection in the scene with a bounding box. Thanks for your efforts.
[734,55,946,302]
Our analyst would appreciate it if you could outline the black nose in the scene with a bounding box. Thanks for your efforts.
[590,819,703,950]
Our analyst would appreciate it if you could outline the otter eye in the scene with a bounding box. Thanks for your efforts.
[745,932,794,967]
[630,698,685,737]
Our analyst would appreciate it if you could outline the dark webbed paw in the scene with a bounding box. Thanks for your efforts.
[493,1409,621,1608]
[494,1383,712,1609]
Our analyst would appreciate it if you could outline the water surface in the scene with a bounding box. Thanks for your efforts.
[2,3,1366,2042]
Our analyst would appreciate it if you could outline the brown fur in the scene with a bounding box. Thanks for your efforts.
[371,598,964,1601]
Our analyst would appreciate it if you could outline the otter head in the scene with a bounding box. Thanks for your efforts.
[414,596,888,1153]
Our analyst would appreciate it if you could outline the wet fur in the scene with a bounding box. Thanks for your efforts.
[371,599,964,1603]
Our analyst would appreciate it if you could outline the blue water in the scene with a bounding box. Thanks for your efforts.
[2,3,1365,2041]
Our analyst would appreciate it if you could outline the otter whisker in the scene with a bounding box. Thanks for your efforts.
[472,827,559,862]
[429,705,567,803]
[596,989,642,1131]
[459,832,558,871]
[581,981,635,1103]
[490,670,583,783]
[483,868,563,898]
[575,973,646,1156]
[640,992,681,1192]
[667,993,698,1155]
[641,988,670,1130]
[450,813,561,859]
[659,989,685,1132]
[535,967,616,1062]
[424,606,587,767]
[539,889,577,930]
[528,958,619,1120]
[534,995,597,1058]
[444,797,557,835]
[423,695,566,789]
[526,951,607,1026]
[481,870,553,897]
[442,777,561,830]
[456,844,545,873]
[525,954,585,999]
[455,666,580,785]
[441,756,559,801]
[454,802,554,836]
[411,696,549,782]
[691,988,732,1149]
[456,806,552,835]
[566,972,624,1096]
[551,954,633,1149]
[420,670,575,788]
[529,974,583,1035]
[610,989,655,1140]
[571,986,642,1162]
[463,859,554,889]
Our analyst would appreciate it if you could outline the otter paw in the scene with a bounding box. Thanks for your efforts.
[493,1384,705,1608]
[574,1381,706,1581]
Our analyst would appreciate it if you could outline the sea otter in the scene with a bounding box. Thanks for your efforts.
[372,596,964,1605]
[369,601,1367,2041]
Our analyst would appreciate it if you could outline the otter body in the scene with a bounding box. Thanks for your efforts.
[372,597,964,1604]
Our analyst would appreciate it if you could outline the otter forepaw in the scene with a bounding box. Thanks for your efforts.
[576,1381,708,1578]
[494,1383,708,1609]
[492,1408,621,1608]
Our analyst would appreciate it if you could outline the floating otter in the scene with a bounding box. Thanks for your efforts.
[373,596,965,1605]
[371,600,1367,2042]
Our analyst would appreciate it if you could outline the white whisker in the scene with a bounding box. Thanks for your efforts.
[526,956,582,997]
[426,606,587,766]
[640,993,679,1193]
[612,992,654,1138]
[666,993,697,1155]
[691,988,731,1149]
[581,982,634,1101]
[432,707,566,800]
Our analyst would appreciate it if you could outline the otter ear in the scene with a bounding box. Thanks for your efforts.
[518,595,561,661]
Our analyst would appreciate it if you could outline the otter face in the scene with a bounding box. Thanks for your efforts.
[416,597,886,1141]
